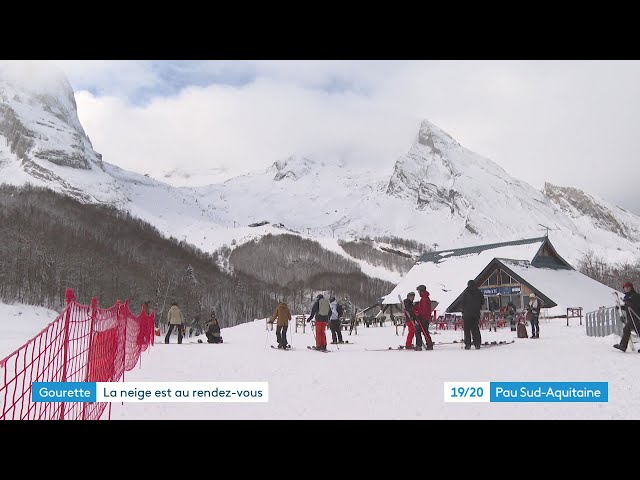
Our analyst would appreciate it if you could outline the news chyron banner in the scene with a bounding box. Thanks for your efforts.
[443,382,608,403]
[32,382,268,403]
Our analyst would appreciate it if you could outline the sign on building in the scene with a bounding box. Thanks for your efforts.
[480,286,521,296]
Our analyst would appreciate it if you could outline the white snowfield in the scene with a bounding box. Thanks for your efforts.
[107,315,640,420]
[0,302,59,360]
[1,301,638,420]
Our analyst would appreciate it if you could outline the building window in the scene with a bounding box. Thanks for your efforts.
[498,270,516,285]
[488,271,498,286]
[510,295,522,310]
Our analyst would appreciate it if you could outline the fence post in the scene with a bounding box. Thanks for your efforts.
[121,300,126,383]
[82,297,98,420]
[59,288,75,420]
[597,308,602,336]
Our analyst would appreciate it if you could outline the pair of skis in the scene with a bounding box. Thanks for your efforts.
[307,346,330,353]
[365,340,515,352]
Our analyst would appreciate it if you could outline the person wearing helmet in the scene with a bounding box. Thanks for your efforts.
[306,294,324,323]
[403,291,418,349]
[412,285,434,350]
[526,292,544,339]
[306,294,330,351]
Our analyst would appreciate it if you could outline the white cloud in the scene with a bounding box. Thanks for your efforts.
[67,60,640,214]
[52,60,161,97]
[74,78,419,178]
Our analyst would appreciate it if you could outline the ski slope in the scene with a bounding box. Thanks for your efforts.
[109,315,639,420]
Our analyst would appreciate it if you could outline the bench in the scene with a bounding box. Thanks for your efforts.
[294,315,306,333]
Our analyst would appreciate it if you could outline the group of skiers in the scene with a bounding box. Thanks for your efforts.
[268,281,548,352]
[402,281,545,350]
[164,302,222,344]
[165,281,640,353]
[402,285,434,350]
[268,294,345,350]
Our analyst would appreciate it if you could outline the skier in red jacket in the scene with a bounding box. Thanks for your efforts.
[412,285,434,350]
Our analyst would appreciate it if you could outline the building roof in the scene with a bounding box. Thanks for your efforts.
[384,235,619,316]
[499,259,620,315]
[417,236,549,264]
[383,237,548,308]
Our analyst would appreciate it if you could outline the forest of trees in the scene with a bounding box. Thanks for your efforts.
[0,185,394,328]
[9,182,636,331]
[0,185,287,327]
[576,249,640,291]
[229,233,395,314]
[372,235,430,254]
[337,235,431,275]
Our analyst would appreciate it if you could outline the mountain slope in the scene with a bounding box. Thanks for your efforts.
[2,64,640,280]
[0,62,101,170]
[543,182,640,242]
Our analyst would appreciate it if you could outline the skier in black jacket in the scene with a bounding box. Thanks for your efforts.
[403,292,418,349]
[306,294,323,323]
[460,279,484,350]
[614,282,640,352]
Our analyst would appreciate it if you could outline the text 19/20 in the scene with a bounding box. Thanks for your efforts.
[450,387,484,398]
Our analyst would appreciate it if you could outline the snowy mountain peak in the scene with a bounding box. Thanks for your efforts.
[269,155,318,181]
[387,120,484,213]
[416,119,460,153]
[0,61,103,171]
[2,69,640,277]
[0,62,74,108]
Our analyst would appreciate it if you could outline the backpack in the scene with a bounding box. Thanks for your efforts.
[517,322,528,338]
[336,304,344,318]
[318,298,331,316]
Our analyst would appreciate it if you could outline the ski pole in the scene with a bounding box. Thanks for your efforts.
[628,306,640,350]
[309,314,316,348]
[404,294,432,348]
[617,293,640,337]
[628,306,640,337]
[398,295,409,342]
[417,315,431,348]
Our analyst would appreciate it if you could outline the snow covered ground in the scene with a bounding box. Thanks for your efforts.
[2,301,638,420]
[0,302,60,359]
[109,315,640,420]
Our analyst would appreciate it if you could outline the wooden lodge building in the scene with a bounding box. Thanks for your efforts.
[383,236,619,318]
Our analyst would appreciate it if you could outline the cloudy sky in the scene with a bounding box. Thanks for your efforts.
[32,60,640,214]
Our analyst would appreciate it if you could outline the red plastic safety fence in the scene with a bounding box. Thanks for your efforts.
[0,288,155,420]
